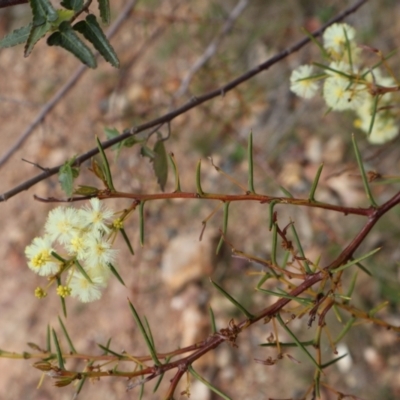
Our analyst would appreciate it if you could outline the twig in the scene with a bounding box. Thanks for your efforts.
[0,0,369,202]
[174,0,249,98]
[0,0,139,168]
[0,0,27,8]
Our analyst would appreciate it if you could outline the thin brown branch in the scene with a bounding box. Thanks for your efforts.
[0,0,369,202]
[174,0,249,98]
[33,190,373,216]
[0,0,27,8]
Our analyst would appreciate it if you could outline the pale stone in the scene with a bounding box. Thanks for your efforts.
[161,232,214,292]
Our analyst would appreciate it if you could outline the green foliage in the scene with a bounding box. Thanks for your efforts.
[152,135,169,192]
[73,15,119,67]
[48,22,97,68]
[58,156,79,197]
[0,25,31,49]
[97,0,111,25]
[61,0,83,11]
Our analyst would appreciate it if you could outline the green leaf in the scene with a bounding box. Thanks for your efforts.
[290,222,312,274]
[61,0,83,11]
[331,247,381,273]
[210,279,254,319]
[24,21,52,57]
[30,0,59,26]
[169,153,181,192]
[52,328,65,369]
[107,263,125,286]
[216,201,230,255]
[308,163,323,202]
[123,136,141,148]
[0,24,31,49]
[75,260,93,284]
[196,159,204,195]
[144,317,155,347]
[188,366,232,400]
[260,340,314,347]
[51,9,75,29]
[140,145,156,159]
[91,157,107,184]
[320,353,348,369]
[334,317,356,344]
[139,201,145,246]
[276,314,322,372]
[104,126,120,141]
[97,343,124,358]
[46,325,51,352]
[352,134,378,207]
[58,167,73,196]
[153,356,171,393]
[73,185,99,196]
[279,185,293,198]
[96,136,115,191]
[127,299,161,366]
[58,316,77,354]
[73,15,119,67]
[153,136,168,191]
[47,21,97,68]
[257,288,313,305]
[97,0,111,25]
[120,228,134,255]
[209,306,217,334]
[247,131,255,193]
[104,127,142,160]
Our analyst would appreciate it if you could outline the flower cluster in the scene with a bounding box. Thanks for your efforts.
[290,23,398,144]
[25,198,118,302]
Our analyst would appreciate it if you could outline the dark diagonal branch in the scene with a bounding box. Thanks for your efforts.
[0,0,27,8]
[0,0,368,202]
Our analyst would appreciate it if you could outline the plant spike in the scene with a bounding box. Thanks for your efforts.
[276,314,322,372]
[216,201,230,255]
[331,247,381,273]
[127,299,161,366]
[97,343,123,358]
[334,317,356,344]
[308,163,323,202]
[153,356,171,393]
[169,153,181,192]
[196,159,204,195]
[247,131,255,193]
[351,134,378,207]
[96,136,115,191]
[270,222,279,268]
[51,328,65,370]
[58,316,77,354]
[290,222,312,274]
[46,325,51,353]
[279,185,293,198]
[188,365,232,400]
[208,306,217,334]
[320,353,348,369]
[268,200,278,230]
[210,279,254,319]
[139,201,145,247]
[120,228,134,255]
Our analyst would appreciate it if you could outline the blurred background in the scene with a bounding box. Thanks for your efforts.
[0,0,399,399]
